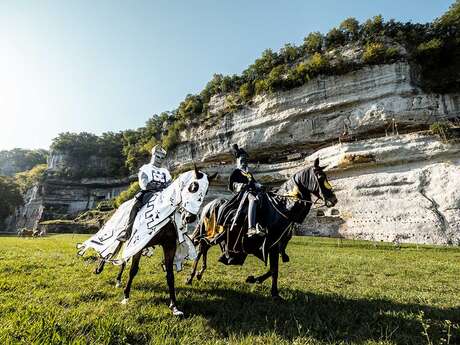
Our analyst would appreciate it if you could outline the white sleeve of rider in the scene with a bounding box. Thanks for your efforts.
[162,168,172,183]
[138,165,150,190]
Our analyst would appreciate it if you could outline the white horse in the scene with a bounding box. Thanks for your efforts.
[77,167,214,316]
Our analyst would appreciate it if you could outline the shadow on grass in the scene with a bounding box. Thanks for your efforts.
[135,281,459,345]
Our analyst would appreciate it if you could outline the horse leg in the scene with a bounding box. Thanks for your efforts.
[186,248,202,285]
[163,243,183,316]
[269,248,282,300]
[115,262,126,288]
[94,259,105,275]
[121,253,141,304]
[246,270,272,284]
[196,244,208,281]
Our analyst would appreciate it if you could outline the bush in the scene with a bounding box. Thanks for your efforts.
[15,164,47,193]
[362,42,386,64]
[114,181,140,208]
[430,121,451,141]
[307,52,330,75]
[239,82,254,101]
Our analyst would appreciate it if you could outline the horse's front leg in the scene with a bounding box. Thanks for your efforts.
[94,259,106,275]
[186,248,202,285]
[269,248,282,299]
[196,244,208,281]
[121,253,141,304]
[115,262,126,288]
[163,243,183,316]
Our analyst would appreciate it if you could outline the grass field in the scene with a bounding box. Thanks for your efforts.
[0,234,459,345]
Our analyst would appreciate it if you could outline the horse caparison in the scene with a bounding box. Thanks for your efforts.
[91,167,215,316]
[187,158,338,299]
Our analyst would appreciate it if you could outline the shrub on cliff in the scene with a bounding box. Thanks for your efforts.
[114,181,140,208]
[15,164,47,193]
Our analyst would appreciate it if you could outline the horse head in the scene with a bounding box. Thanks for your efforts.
[177,165,217,223]
[310,157,337,207]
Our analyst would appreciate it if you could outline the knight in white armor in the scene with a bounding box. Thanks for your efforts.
[117,145,171,242]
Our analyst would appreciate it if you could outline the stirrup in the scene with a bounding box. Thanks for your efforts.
[247,225,265,238]
[117,231,129,242]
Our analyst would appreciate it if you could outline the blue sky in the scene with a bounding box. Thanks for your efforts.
[0,0,454,150]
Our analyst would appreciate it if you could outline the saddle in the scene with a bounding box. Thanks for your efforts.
[201,190,270,265]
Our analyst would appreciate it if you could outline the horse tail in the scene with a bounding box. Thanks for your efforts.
[191,198,225,244]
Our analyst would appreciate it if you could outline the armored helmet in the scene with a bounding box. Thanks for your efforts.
[232,144,249,170]
[151,145,167,167]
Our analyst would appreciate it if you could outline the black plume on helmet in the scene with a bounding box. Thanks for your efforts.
[232,144,248,159]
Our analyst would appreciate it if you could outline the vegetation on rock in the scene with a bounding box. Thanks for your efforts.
[0,148,48,176]
[14,164,47,193]
[0,176,23,223]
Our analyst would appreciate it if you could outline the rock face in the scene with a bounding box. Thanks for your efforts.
[298,134,460,245]
[5,172,131,232]
[164,62,460,245]
[168,62,459,167]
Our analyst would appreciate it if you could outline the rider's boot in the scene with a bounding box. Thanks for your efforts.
[247,224,265,238]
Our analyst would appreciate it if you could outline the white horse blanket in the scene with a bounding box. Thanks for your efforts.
[77,184,197,271]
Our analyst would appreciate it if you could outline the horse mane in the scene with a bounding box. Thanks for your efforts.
[277,165,316,198]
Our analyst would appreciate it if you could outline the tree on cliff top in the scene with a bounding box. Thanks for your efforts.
[0,148,48,176]
[0,176,23,224]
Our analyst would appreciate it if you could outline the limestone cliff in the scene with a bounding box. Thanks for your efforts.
[165,62,460,245]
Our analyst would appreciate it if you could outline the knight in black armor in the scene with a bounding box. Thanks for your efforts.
[228,144,264,238]
[117,145,171,242]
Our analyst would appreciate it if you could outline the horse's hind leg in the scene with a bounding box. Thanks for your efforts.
[246,270,272,284]
[269,249,281,299]
[122,253,141,304]
[115,262,126,288]
[186,250,202,285]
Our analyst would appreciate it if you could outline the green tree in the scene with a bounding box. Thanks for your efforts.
[361,15,385,42]
[325,27,346,48]
[303,32,323,54]
[0,176,23,223]
[339,17,360,42]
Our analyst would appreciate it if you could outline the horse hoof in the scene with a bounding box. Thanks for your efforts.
[120,298,129,305]
[281,254,290,263]
[272,295,283,301]
[171,306,184,317]
[196,273,202,281]
[115,281,122,288]
[246,276,256,284]
[185,278,193,285]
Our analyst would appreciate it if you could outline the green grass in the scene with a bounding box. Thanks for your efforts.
[0,235,459,345]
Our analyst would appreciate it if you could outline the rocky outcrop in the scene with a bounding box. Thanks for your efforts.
[164,62,460,245]
[167,62,459,167]
[5,173,131,232]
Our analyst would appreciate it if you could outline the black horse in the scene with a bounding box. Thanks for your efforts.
[186,158,338,299]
